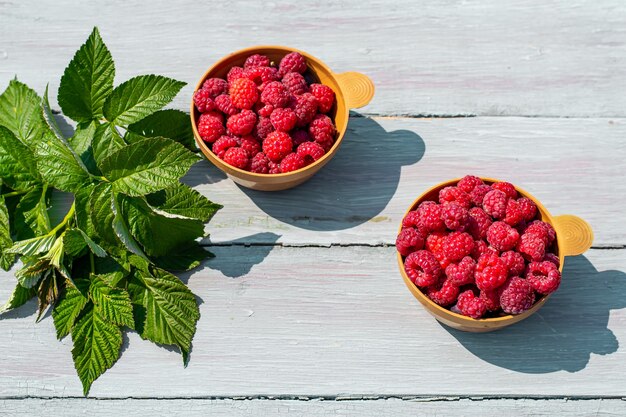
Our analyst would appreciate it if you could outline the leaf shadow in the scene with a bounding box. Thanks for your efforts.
[0,298,38,320]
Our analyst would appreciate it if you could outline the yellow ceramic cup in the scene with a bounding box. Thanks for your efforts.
[397,177,594,332]
[190,46,375,191]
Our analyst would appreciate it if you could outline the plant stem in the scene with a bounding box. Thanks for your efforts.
[89,252,95,274]
[1,190,27,198]
[50,202,76,235]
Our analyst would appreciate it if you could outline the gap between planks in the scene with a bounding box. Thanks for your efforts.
[201,243,624,250]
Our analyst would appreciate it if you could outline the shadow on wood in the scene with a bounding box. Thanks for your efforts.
[446,255,626,373]
[239,115,425,231]
[205,232,281,278]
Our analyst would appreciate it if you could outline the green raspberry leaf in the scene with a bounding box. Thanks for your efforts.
[58,27,115,123]
[103,75,185,126]
[68,121,100,175]
[90,275,134,328]
[88,183,118,246]
[6,233,56,256]
[152,241,213,272]
[71,303,122,396]
[52,279,89,339]
[92,122,126,168]
[0,126,41,191]
[0,283,36,314]
[100,137,200,197]
[126,109,196,151]
[147,183,222,222]
[14,186,51,239]
[111,193,148,259]
[0,196,15,271]
[35,131,92,193]
[0,79,48,148]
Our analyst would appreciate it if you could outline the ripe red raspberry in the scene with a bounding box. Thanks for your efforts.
[457,175,484,193]
[310,83,335,113]
[229,78,259,110]
[240,135,261,157]
[226,110,257,136]
[426,278,459,307]
[256,103,274,117]
[211,135,238,159]
[227,66,245,84]
[316,136,334,152]
[250,152,270,174]
[396,227,425,257]
[524,220,556,246]
[292,129,311,147]
[245,66,279,85]
[517,232,546,261]
[244,54,270,68]
[439,186,471,209]
[293,93,319,127]
[197,113,225,143]
[500,250,525,276]
[492,181,518,199]
[404,250,442,287]
[279,152,306,173]
[500,277,535,314]
[482,189,508,219]
[442,231,474,262]
[468,207,492,240]
[223,147,250,169]
[268,161,281,174]
[442,202,469,231]
[426,231,451,269]
[486,221,520,252]
[202,78,229,98]
[297,141,325,164]
[470,184,492,206]
[543,253,560,268]
[457,290,487,319]
[202,110,225,124]
[445,256,476,286]
[504,198,524,226]
[253,117,274,140]
[526,261,561,295]
[193,89,215,113]
[308,114,336,144]
[480,287,504,312]
[215,94,239,116]
[475,253,508,291]
[279,52,307,76]
[517,198,538,222]
[471,240,489,259]
[263,131,293,162]
[260,81,290,108]
[270,107,297,132]
[282,72,309,95]
[417,202,445,232]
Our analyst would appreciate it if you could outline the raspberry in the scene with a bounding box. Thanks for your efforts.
[245,66,279,85]
[457,175,484,193]
[468,207,492,240]
[229,78,259,110]
[308,114,335,144]
[526,261,561,294]
[426,231,451,269]
[223,147,249,169]
[197,113,225,143]
[227,66,245,84]
[282,72,309,95]
[250,152,270,174]
[427,278,460,307]
[417,202,445,232]
[517,232,546,261]
[260,81,290,108]
[202,110,225,124]
[292,129,311,147]
[480,287,503,312]
[193,89,215,113]
[439,186,471,209]
[268,161,281,174]
[470,184,492,206]
[445,256,476,286]
[240,135,261,157]
[293,93,318,127]
[457,290,487,319]
[471,240,489,259]
[297,141,325,164]
[270,107,297,132]
[442,231,474,262]
[500,250,525,276]
[279,52,307,76]
[316,136,334,152]
[543,253,560,268]
[504,198,524,226]
[257,103,274,117]
[202,78,229,98]
[396,227,425,257]
[310,83,335,113]
[253,117,274,140]
[441,202,469,231]
[215,94,239,116]
[525,220,556,246]
[244,54,270,68]
[226,110,257,136]
[279,152,306,173]
[263,131,292,162]
[518,198,538,222]
[482,189,508,219]
[486,221,519,251]
[475,253,508,291]
[211,135,238,159]
[404,250,442,287]
[500,277,535,314]
[492,182,518,199]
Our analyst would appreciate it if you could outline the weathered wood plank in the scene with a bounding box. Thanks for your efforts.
[2,398,626,417]
[195,116,626,246]
[1,247,624,397]
[1,0,625,117]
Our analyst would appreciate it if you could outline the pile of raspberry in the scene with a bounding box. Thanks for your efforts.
[396,175,561,319]
[193,52,337,174]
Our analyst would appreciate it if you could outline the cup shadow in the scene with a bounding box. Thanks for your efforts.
[446,254,626,373]
[240,114,425,231]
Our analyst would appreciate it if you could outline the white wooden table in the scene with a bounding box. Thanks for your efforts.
[2,1,626,415]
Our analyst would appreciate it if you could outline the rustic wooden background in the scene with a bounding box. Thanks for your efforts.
[1,0,625,415]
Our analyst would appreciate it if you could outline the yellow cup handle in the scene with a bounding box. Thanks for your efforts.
[335,71,375,109]
[553,215,594,257]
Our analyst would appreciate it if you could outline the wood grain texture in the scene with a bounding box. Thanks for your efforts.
[2,398,626,416]
[1,247,624,398]
[1,1,625,117]
[194,116,626,246]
